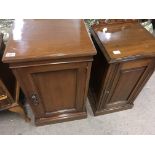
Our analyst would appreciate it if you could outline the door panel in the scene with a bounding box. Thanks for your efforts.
[32,69,77,113]
[103,59,154,108]
[110,67,146,103]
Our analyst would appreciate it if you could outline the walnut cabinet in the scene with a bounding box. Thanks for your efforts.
[3,20,96,125]
[89,22,155,115]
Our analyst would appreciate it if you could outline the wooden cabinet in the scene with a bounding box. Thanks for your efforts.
[2,20,96,125]
[89,22,155,115]
[0,33,29,121]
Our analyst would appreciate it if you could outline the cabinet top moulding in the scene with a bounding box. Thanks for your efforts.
[3,19,96,64]
[91,23,155,63]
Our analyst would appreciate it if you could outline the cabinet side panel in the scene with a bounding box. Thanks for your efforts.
[89,35,109,108]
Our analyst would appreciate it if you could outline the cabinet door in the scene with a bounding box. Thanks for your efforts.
[13,61,90,119]
[103,58,155,109]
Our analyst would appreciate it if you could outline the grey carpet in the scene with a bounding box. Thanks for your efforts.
[0,71,155,135]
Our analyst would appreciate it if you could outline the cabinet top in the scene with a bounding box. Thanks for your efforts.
[91,23,155,63]
[3,19,96,63]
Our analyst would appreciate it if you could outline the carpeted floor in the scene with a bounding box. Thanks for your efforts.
[0,71,155,135]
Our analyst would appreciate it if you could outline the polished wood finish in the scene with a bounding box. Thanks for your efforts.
[0,34,30,121]
[89,22,155,115]
[92,23,155,63]
[3,19,95,63]
[3,20,96,126]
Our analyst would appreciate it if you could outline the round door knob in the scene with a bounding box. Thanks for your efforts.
[31,93,39,106]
